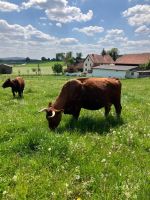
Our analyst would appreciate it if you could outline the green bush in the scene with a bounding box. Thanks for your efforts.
[52,63,63,74]
[139,60,150,70]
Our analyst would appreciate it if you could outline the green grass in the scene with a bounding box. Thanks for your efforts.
[13,61,65,75]
[0,76,150,200]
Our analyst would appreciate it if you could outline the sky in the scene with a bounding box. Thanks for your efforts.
[0,0,150,59]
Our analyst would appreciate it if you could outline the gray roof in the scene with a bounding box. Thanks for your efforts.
[93,65,138,71]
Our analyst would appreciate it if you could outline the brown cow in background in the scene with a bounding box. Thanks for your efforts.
[2,77,25,98]
[39,77,122,129]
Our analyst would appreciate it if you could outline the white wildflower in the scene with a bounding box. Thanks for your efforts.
[12,175,17,182]
[3,191,7,195]
[48,147,51,151]
[101,159,106,163]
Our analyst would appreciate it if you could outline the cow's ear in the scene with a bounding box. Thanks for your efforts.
[48,102,52,107]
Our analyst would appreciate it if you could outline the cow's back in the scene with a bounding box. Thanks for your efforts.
[15,77,25,90]
[80,78,121,110]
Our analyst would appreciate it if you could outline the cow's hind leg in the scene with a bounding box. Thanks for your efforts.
[104,104,111,118]
[18,91,22,98]
[18,89,24,98]
[114,102,122,118]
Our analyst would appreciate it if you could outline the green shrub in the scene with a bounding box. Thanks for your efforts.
[52,63,63,74]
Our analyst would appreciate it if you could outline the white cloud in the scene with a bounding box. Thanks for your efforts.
[102,29,127,44]
[73,26,104,36]
[106,29,124,36]
[58,38,78,45]
[128,0,136,2]
[22,0,67,9]
[0,1,20,12]
[0,19,55,42]
[97,28,150,54]
[22,0,93,23]
[123,4,150,26]
[0,19,79,58]
[56,23,62,27]
[45,6,93,23]
[123,40,150,53]
[40,16,47,20]
[135,25,150,34]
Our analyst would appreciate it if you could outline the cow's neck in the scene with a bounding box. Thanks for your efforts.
[11,80,16,89]
[52,93,67,110]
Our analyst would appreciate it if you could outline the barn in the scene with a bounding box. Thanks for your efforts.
[115,53,150,66]
[0,64,12,74]
[92,65,139,79]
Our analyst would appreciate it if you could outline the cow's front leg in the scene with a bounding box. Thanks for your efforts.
[72,108,81,120]
[12,89,15,97]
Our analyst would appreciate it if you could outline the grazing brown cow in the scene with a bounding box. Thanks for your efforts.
[39,78,122,129]
[2,77,25,97]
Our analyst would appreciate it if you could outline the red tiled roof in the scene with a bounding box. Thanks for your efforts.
[89,54,114,65]
[115,53,150,65]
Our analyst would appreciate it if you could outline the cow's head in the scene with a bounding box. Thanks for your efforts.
[39,102,63,129]
[2,78,11,88]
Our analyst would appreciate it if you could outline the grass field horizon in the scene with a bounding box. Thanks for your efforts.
[12,61,65,75]
[0,75,150,199]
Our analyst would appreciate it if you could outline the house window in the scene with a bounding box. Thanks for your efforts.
[85,68,87,71]
[85,63,87,66]
[131,72,134,75]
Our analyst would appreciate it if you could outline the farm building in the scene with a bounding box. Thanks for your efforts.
[115,53,150,66]
[0,64,12,74]
[136,70,150,78]
[92,65,139,79]
[83,54,114,73]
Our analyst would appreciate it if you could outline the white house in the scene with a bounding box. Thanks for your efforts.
[83,54,114,73]
[92,65,139,79]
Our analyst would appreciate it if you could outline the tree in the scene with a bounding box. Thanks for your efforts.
[139,60,150,70]
[66,51,72,59]
[76,52,82,63]
[64,51,75,66]
[108,48,119,61]
[41,57,47,61]
[56,53,65,61]
[101,48,107,56]
[52,63,63,74]
[26,57,30,63]
[76,52,82,59]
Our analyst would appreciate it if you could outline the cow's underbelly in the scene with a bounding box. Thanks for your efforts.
[81,101,104,110]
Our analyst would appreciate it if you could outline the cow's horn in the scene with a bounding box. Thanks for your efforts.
[38,108,47,112]
[48,111,55,118]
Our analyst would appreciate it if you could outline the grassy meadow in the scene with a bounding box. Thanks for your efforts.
[13,61,65,75]
[0,75,150,200]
